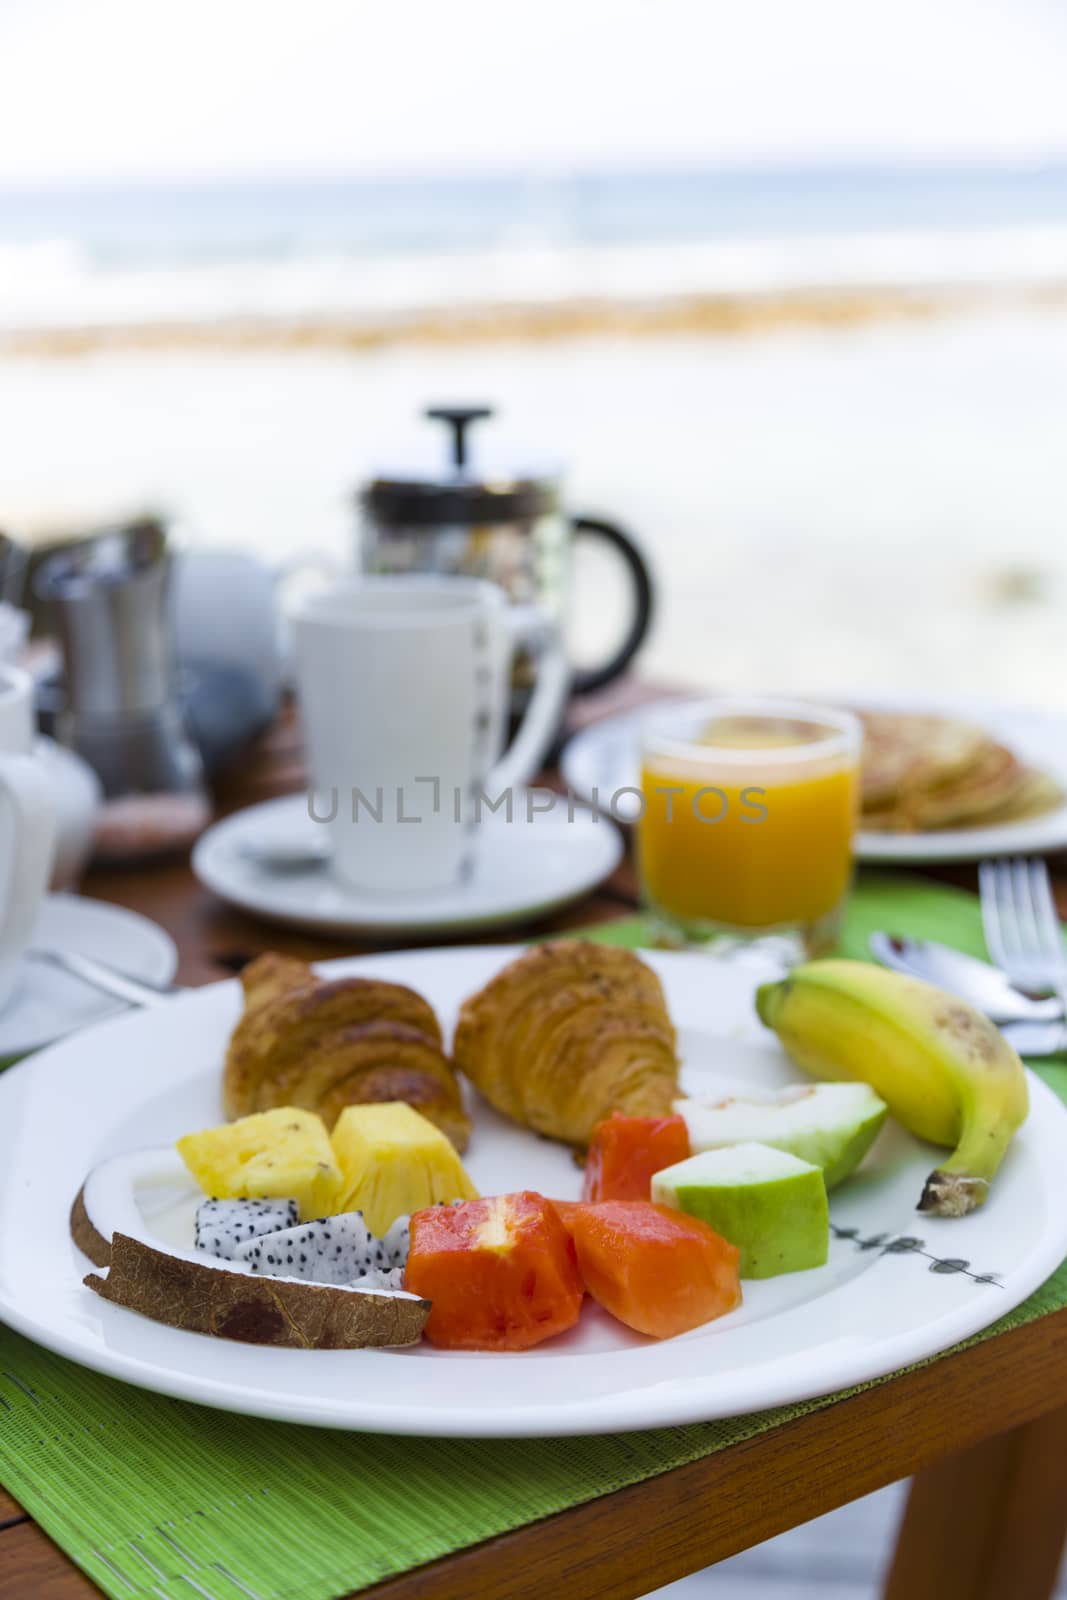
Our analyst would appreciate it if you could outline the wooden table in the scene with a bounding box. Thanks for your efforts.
[3,681,1067,1600]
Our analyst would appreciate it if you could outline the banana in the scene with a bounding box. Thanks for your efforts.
[755,960,1028,1217]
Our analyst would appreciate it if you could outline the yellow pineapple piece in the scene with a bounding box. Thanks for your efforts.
[331,1102,479,1236]
[177,1108,342,1221]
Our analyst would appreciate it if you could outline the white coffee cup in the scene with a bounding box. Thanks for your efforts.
[287,576,568,894]
[0,666,58,1008]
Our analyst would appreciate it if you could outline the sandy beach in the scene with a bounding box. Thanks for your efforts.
[3,280,1064,358]
[3,294,1067,712]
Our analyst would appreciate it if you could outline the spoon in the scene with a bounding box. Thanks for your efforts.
[26,948,183,1008]
[869,932,1062,1023]
[237,835,332,872]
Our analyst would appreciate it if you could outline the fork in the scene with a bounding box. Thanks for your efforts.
[979,857,1067,1015]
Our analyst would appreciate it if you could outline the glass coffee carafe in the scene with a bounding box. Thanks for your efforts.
[357,406,654,706]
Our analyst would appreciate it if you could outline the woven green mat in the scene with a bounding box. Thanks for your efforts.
[2,870,1066,1600]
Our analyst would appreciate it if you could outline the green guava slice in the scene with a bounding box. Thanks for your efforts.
[675,1082,887,1190]
[651,1141,829,1279]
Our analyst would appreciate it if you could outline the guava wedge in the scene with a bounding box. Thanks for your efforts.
[675,1082,887,1190]
[651,1142,829,1278]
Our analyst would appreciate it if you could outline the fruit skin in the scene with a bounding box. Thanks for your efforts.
[581,1112,691,1203]
[405,1192,584,1351]
[756,960,1029,1216]
[330,1102,479,1237]
[571,1201,741,1339]
[177,1108,342,1221]
[651,1143,829,1279]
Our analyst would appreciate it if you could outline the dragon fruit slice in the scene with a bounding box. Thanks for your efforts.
[381,1214,410,1270]
[234,1210,384,1285]
[194,1198,299,1260]
[351,1266,407,1292]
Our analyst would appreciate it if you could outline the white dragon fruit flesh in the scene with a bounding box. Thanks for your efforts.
[233,1211,385,1286]
[194,1198,299,1259]
[381,1214,410,1270]
[350,1266,407,1292]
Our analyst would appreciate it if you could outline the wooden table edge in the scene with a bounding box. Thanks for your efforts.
[350,1304,1067,1600]
[0,1501,26,1532]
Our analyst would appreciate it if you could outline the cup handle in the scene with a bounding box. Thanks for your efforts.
[570,516,655,695]
[486,605,570,794]
[0,754,57,978]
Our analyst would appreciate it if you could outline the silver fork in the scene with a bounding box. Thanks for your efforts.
[979,857,1067,1015]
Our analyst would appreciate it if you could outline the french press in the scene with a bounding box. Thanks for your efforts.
[357,406,654,703]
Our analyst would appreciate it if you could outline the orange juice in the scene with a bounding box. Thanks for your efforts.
[637,703,860,944]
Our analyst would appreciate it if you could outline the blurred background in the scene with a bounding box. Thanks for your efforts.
[2,0,1067,703]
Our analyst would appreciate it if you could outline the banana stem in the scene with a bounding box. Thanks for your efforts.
[918,1169,989,1216]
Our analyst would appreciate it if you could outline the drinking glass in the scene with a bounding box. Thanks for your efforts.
[637,697,861,960]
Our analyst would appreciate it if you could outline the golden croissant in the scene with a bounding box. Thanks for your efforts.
[453,941,679,1146]
[224,953,471,1151]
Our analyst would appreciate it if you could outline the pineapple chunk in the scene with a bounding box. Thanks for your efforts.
[331,1102,479,1236]
[177,1108,342,1221]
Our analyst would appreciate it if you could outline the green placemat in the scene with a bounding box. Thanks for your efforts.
[2,870,1066,1600]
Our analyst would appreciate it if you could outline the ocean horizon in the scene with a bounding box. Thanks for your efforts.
[2,162,1067,333]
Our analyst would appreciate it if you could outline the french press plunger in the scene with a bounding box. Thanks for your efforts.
[357,406,654,702]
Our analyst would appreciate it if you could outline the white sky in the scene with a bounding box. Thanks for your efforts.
[1,0,1066,184]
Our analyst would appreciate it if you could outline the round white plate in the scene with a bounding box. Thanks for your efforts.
[560,692,1067,864]
[191,791,623,935]
[0,893,177,1061]
[0,946,1064,1437]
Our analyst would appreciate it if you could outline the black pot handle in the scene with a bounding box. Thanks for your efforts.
[570,516,654,695]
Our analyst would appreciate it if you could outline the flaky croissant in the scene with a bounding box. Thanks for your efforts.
[452,941,679,1147]
[224,954,471,1152]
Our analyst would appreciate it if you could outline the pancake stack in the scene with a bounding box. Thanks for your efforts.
[858,711,1061,833]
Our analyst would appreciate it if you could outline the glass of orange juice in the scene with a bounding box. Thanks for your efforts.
[637,697,861,960]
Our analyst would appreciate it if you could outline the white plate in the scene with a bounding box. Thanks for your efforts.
[191,791,623,936]
[1,946,1064,1437]
[0,893,177,1061]
[560,692,1067,864]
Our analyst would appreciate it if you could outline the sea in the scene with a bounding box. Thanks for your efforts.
[1,163,1067,330]
[3,163,1067,710]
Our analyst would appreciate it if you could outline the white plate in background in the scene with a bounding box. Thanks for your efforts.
[561,691,1067,863]
[0,894,177,1060]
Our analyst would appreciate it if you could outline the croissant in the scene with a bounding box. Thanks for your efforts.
[452,941,679,1147]
[224,954,471,1152]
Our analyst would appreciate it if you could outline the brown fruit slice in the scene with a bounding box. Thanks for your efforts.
[70,1184,111,1267]
[85,1233,429,1348]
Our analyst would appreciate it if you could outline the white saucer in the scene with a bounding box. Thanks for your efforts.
[192,791,624,936]
[0,894,178,1062]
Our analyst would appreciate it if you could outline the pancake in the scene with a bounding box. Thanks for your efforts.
[858,712,992,810]
[856,711,1062,833]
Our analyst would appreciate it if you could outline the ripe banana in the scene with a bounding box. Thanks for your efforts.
[755,960,1029,1217]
